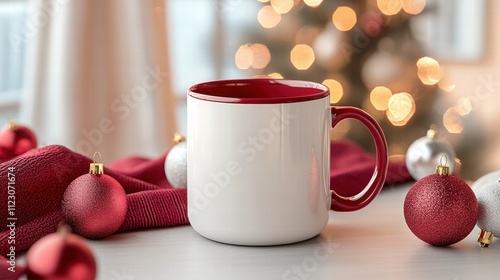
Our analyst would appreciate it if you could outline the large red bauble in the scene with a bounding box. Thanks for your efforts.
[27,232,96,280]
[403,174,478,246]
[62,173,127,239]
[0,122,37,161]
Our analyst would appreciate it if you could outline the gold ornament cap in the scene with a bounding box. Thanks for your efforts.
[478,229,494,248]
[8,119,18,130]
[173,132,186,144]
[435,155,450,176]
[89,152,104,175]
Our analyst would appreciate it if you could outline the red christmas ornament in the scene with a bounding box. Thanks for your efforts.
[62,153,127,239]
[404,156,478,246]
[27,227,96,280]
[0,120,37,162]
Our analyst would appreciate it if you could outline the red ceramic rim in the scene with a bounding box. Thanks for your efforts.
[188,79,330,104]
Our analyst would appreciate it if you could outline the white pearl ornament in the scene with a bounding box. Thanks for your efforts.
[474,181,500,247]
[405,125,455,180]
[164,133,187,188]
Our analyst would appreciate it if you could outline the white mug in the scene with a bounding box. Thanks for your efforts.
[187,79,388,246]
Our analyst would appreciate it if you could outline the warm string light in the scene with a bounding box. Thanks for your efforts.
[250,43,271,69]
[258,5,281,28]
[455,97,472,116]
[271,0,294,14]
[377,0,403,16]
[441,97,471,134]
[290,44,315,70]
[370,86,392,111]
[332,6,357,31]
[303,0,323,8]
[416,56,443,85]
[443,107,463,134]
[368,86,417,126]
[267,72,284,78]
[235,44,253,69]
[250,0,456,134]
[322,79,343,104]
[402,0,426,15]
[438,77,456,92]
[235,43,271,70]
[386,92,415,126]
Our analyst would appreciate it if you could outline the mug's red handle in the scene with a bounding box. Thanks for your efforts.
[330,106,388,211]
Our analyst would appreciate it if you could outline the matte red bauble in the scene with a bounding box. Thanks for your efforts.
[0,120,37,161]
[62,158,127,239]
[404,158,478,246]
[27,229,96,280]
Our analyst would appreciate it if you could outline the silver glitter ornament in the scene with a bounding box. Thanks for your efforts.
[471,170,500,190]
[474,181,500,247]
[164,133,187,188]
[405,125,455,180]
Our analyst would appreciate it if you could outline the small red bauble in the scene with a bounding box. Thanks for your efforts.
[62,157,127,239]
[0,120,37,161]
[27,229,96,280]
[404,158,478,246]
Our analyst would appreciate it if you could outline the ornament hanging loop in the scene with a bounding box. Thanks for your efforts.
[92,152,102,163]
[436,155,450,176]
[439,154,447,166]
[90,152,104,175]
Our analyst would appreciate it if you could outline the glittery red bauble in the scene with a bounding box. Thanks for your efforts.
[404,174,478,246]
[62,173,127,239]
[27,231,96,280]
[0,122,37,161]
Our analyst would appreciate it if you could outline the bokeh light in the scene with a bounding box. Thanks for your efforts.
[377,0,403,16]
[234,44,253,69]
[322,79,343,104]
[271,0,294,14]
[370,86,392,111]
[443,107,463,134]
[416,56,442,85]
[438,77,456,92]
[250,43,271,69]
[455,97,472,116]
[290,44,315,70]
[258,5,282,29]
[267,72,284,79]
[332,6,357,32]
[386,92,415,126]
[303,0,323,8]
[402,0,426,15]
[235,43,271,69]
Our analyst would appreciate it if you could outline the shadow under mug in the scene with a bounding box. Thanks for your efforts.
[187,79,388,246]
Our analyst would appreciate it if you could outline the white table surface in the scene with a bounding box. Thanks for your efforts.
[60,183,500,279]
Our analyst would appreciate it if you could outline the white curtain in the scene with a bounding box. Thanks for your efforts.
[20,0,177,162]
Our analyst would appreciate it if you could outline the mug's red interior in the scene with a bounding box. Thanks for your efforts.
[189,79,329,104]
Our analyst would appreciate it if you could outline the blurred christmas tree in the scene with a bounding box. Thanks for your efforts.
[234,0,456,157]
